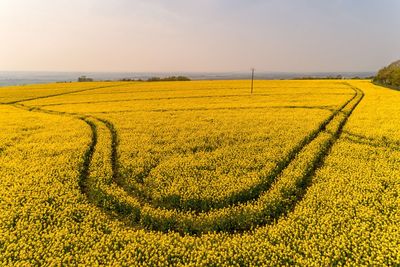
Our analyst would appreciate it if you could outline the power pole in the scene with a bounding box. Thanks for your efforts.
[251,68,255,94]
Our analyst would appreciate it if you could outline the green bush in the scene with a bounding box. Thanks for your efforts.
[374,60,400,88]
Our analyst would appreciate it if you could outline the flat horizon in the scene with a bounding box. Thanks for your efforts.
[0,69,377,74]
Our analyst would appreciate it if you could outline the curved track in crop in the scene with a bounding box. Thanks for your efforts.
[4,82,364,234]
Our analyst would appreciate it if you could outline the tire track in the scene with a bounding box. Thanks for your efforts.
[90,105,336,115]
[4,82,365,234]
[77,118,97,195]
[146,87,360,212]
[10,103,98,194]
[137,85,365,234]
[81,84,360,215]
[6,83,132,104]
[89,93,355,213]
[256,85,365,224]
[36,92,353,107]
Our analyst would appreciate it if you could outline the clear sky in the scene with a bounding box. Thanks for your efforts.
[0,0,399,72]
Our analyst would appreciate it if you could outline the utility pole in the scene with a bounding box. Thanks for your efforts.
[251,68,255,94]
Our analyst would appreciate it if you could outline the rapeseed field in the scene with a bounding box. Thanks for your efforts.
[0,80,398,266]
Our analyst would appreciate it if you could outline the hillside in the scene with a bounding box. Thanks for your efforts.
[374,59,400,88]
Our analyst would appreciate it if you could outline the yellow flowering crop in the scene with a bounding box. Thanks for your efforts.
[0,80,398,266]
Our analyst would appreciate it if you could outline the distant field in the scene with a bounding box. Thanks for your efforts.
[0,80,399,265]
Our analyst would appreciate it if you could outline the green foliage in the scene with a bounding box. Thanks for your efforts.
[77,76,94,82]
[147,76,191,82]
[374,60,400,88]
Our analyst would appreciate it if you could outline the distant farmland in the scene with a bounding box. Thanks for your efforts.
[0,80,398,266]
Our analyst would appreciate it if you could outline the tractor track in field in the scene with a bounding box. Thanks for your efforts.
[79,83,364,215]
[88,105,336,115]
[95,118,120,183]
[145,84,365,233]
[1,84,127,198]
[0,83,131,197]
[2,82,365,234]
[86,84,359,214]
[5,83,133,105]
[145,85,363,213]
[8,103,99,196]
[257,84,365,226]
[342,131,400,152]
[35,92,353,107]
[7,102,139,217]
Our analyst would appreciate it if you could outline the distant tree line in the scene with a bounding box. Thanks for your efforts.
[294,75,344,80]
[373,60,400,89]
[146,76,191,82]
[120,76,191,82]
[293,75,374,80]
[86,76,191,82]
[77,76,94,82]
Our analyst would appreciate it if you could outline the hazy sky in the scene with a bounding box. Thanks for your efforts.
[0,0,399,72]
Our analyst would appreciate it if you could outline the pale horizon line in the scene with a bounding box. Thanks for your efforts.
[0,69,377,74]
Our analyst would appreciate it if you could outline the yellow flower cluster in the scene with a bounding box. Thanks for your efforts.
[0,80,398,265]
